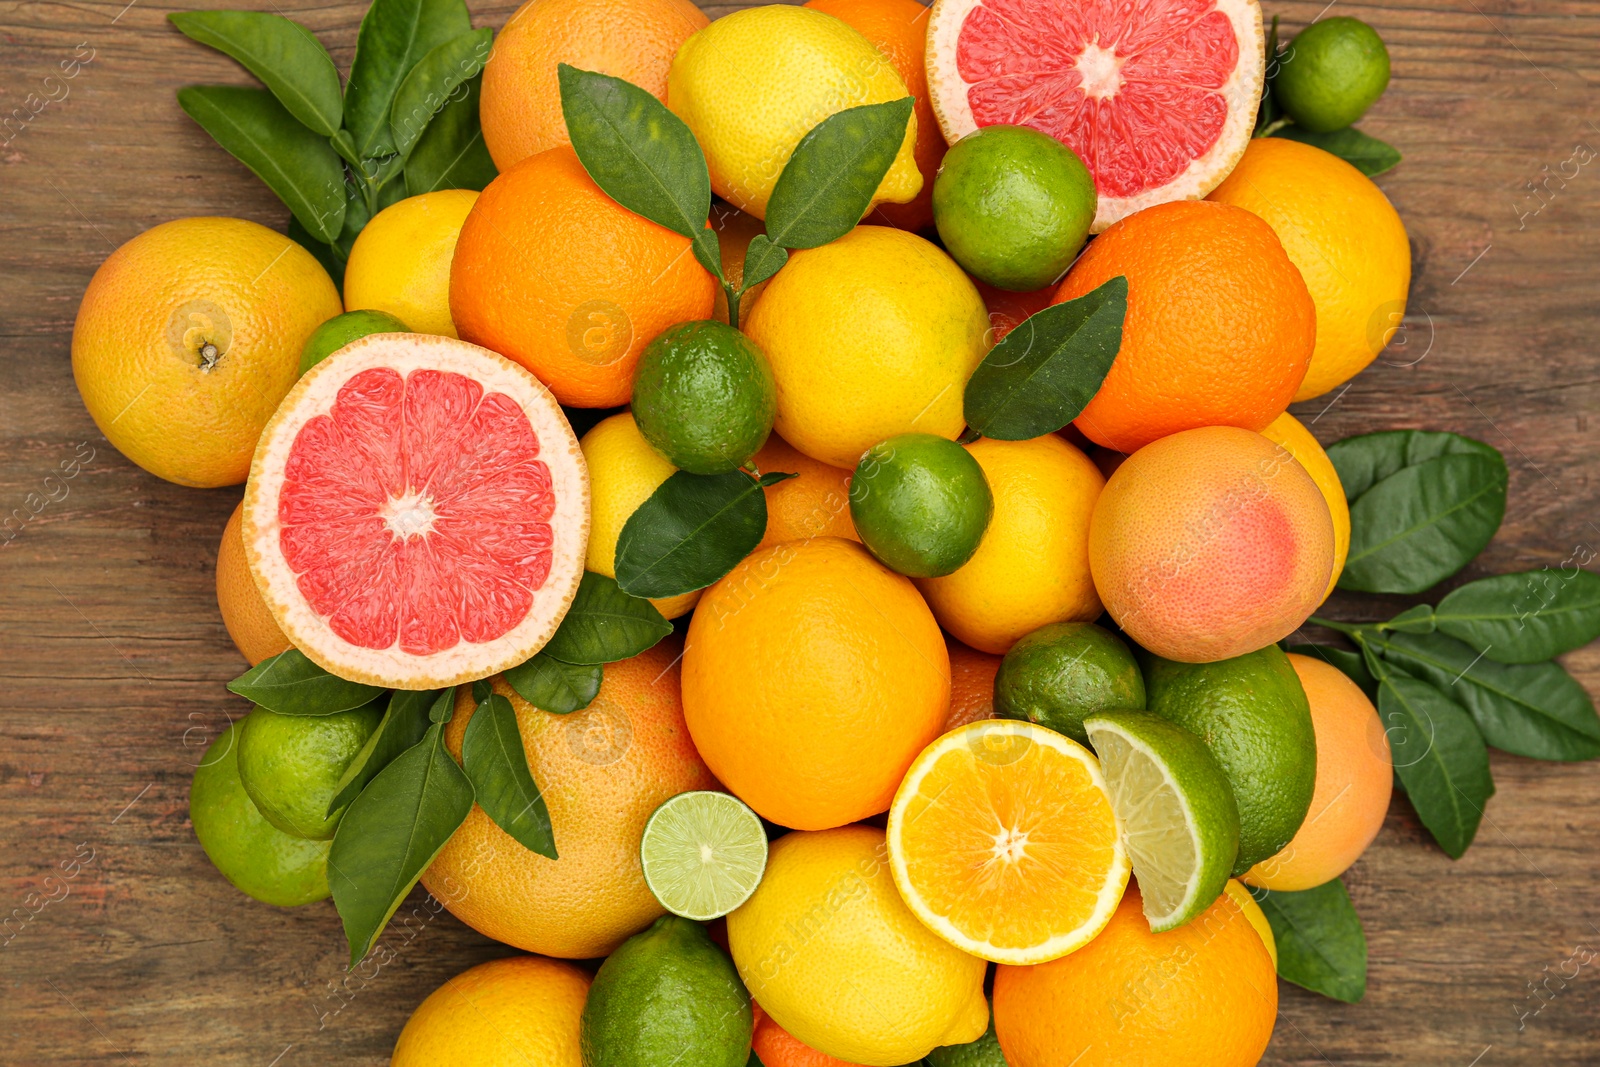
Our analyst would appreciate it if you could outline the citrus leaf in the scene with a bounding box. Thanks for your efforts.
[390,28,493,159]
[461,694,557,858]
[963,276,1127,440]
[1325,430,1503,503]
[1434,569,1600,663]
[503,653,602,714]
[542,572,673,665]
[404,74,497,194]
[739,234,788,292]
[325,688,440,818]
[169,11,342,137]
[343,0,470,159]
[763,97,914,250]
[1284,643,1376,700]
[1251,879,1367,1003]
[1340,453,1507,594]
[1379,603,1438,634]
[1274,125,1401,177]
[616,471,795,599]
[227,649,386,716]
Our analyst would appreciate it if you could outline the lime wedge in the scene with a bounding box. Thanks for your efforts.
[641,791,768,921]
[1083,711,1240,932]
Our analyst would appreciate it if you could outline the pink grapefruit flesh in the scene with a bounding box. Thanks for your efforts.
[927,0,1263,231]
[244,334,589,689]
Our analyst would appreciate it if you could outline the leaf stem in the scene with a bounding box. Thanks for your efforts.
[1307,615,1364,636]
[724,283,742,330]
[1256,116,1293,139]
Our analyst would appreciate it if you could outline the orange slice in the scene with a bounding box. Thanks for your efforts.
[887,720,1130,964]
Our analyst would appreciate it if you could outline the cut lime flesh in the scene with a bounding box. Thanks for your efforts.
[641,790,768,921]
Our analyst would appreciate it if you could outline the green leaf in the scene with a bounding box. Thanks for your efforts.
[227,649,386,715]
[542,571,673,665]
[177,86,346,243]
[1285,643,1376,700]
[1365,630,1600,761]
[169,12,343,137]
[328,723,473,965]
[1251,879,1367,1002]
[1274,125,1402,177]
[405,74,498,195]
[1434,569,1600,664]
[325,688,441,818]
[558,64,712,242]
[615,471,795,599]
[963,276,1127,440]
[504,653,602,713]
[1380,604,1438,634]
[390,28,493,160]
[763,97,914,250]
[1326,430,1503,503]
[739,235,788,292]
[461,694,557,858]
[427,687,456,723]
[343,0,471,159]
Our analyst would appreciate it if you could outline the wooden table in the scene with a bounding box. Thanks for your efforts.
[3,0,1598,1062]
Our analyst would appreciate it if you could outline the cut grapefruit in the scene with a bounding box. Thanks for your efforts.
[243,334,589,689]
[927,0,1264,231]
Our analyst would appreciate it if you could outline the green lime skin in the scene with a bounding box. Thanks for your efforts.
[1274,17,1391,133]
[633,320,777,474]
[581,914,753,1067]
[1142,645,1317,875]
[189,722,331,906]
[299,309,410,374]
[932,124,1097,292]
[849,433,993,578]
[928,1019,1008,1066]
[236,703,383,840]
[994,622,1144,744]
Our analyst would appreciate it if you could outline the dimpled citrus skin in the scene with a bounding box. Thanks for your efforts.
[744,226,990,469]
[1261,412,1350,601]
[682,538,949,830]
[391,956,590,1067]
[727,826,990,1066]
[944,637,1000,730]
[343,190,477,338]
[215,500,290,665]
[1054,200,1315,454]
[1089,426,1334,664]
[993,884,1276,1067]
[916,435,1104,655]
[752,432,859,549]
[1209,136,1411,401]
[449,146,716,407]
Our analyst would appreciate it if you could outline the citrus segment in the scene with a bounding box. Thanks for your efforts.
[641,790,768,921]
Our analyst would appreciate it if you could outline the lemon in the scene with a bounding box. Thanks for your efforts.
[1225,879,1279,968]
[667,5,922,220]
[727,825,988,1066]
[744,226,989,469]
[343,189,478,337]
[1261,412,1350,601]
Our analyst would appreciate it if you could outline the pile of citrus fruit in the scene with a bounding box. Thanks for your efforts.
[72,0,1424,1063]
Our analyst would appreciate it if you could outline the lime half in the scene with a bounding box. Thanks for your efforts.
[1084,711,1240,932]
[641,791,768,920]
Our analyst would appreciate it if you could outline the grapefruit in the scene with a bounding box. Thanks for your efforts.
[242,333,589,689]
[926,0,1264,232]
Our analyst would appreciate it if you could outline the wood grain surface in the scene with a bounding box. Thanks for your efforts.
[2,0,1599,1062]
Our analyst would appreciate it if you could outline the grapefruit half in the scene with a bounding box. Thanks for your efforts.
[243,334,589,689]
[927,0,1264,232]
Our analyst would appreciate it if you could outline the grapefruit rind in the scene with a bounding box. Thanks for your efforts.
[243,333,589,690]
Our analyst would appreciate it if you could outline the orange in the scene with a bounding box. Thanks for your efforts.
[1054,200,1315,454]
[973,277,1055,343]
[683,537,949,830]
[1261,411,1351,601]
[479,0,708,170]
[72,217,341,488]
[887,720,1129,964]
[421,640,717,957]
[945,637,1000,730]
[1245,653,1393,891]
[805,0,944,232]
[916,435,1103,655]
[449,145,717,407]
[751,432,858,549]
[754,1008,872,1067]
[215,499,290,665]
[390,955,590,1066]
[993,884,1277,1067]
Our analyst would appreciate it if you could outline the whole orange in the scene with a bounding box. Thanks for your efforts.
[215,500,290,665]
[993,884,1277,1067]
[944,637,999,731]
[449,145,717,407]
[480,0,708,171]
[682,537,949,830]
[421,640,717,957]
[1054,200,1315,454]
[391,956,590,1067]
[751,432,858,549]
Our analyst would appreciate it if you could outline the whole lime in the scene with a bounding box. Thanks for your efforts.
[1143,645,1317,874]
[928,1020,1008,1067]
[849,433,993,578]
[994,622,1144,744]
[299,309,410,374]
[932,124,1097,292]
[189,721,331,906]
[632,320,777,474]
[236,702,383,839]
[580,914,753,1067]
[1274,17,1391,133]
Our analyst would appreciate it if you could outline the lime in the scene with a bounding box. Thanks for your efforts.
[1143,645,1317,874]
[1083,711,1240,932]
[299,309,410,374]
[641,790,768,921]
[994,622,1144,744]
[849,433,993,578]
[189,721,331,906]
[1274,17,1391,133]
[580,914,753,1067]
[927,1019,1008,1067]
[632,319,777,474]
[236,702,383,840]
[932,124,1097,292]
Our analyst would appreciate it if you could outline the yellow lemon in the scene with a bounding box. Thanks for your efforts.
[1224,878,1278,968]
[390,955,590,1066]
[344,189,478,337]
[1261,411,1350,601]
[667,5,922,220]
